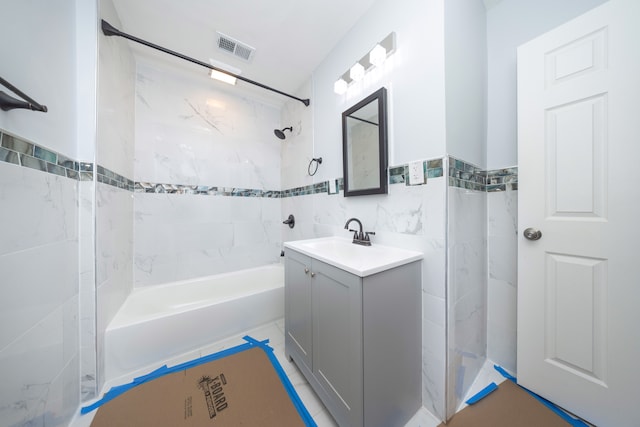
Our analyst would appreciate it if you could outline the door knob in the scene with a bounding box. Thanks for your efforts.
[523,227,542,241]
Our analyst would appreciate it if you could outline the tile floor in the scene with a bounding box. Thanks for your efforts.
[70,319,460,427]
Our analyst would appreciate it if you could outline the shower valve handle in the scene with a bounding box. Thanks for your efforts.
[283,214,295,228]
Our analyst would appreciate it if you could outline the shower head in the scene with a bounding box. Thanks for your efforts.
[274,127,293,140]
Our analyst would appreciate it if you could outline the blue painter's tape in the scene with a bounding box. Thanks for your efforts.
[492,365,589,427]
[465,382,498,405]
[81,335,317,426]
[493,364,516,382]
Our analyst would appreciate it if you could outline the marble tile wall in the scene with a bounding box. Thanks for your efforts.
[280,79,314,191]
[133,59,284,287]
[487,187,518,374]
[95,0,136,395]
[445,157,519,417]
[78,180,96,403]
[0,133,80,425]
[446,179,487,418]
[134,193,282,286]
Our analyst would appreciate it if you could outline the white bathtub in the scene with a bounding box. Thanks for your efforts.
[105,264,284,381]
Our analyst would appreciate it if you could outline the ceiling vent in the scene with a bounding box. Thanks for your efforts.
[216,32,255,62]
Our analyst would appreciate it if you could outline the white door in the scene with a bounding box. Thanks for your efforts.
[517,1,640,426]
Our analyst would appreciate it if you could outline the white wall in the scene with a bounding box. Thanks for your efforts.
[445,0,487,168]
[0,0,78,157]
[485,0,607,169]
[312,0,447,181]
[0,0,84,424]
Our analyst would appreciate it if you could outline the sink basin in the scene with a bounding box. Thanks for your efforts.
[283,237,422,277]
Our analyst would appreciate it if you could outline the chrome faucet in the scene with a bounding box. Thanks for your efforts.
[344,218,375,246]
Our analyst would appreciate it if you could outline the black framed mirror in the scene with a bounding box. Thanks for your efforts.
[342,87,388,197]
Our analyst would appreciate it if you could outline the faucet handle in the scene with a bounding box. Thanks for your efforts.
[348,229,359,239]
[364,231,376,241]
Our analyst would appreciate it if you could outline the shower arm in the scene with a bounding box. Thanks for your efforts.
[101,20,310,107]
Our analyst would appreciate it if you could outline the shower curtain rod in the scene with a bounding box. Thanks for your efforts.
[101,20,310,107]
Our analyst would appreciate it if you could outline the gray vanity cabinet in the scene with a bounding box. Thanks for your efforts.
[285,248,421,427]
[284,249,314,371]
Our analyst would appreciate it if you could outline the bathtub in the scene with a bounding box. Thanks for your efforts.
[105,264,284,381]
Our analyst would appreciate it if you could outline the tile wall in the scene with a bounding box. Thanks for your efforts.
[132,60,284,287]
[94,0,136,394]
[0,131,80,425]
[447,157,518,415]
[487,186,518,373]
[446,157,488,418]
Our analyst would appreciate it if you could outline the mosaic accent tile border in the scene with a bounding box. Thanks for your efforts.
[448,156,518,192]
[389,158,444,185]
[449,156,486,191]
[281,181,329,197]
[133,180,333,198]
[0,129,133,189]
[134,182,282,197]
[97,165,134,191]
[0,130,86,180]
[1,128,516,197]
[486,167,518,192]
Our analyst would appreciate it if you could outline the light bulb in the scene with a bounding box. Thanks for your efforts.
[350,62,365,82]
[210,69,237,85]
[334,78,348,95]
[369,44,387,67]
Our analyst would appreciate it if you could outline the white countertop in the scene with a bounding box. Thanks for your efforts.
[284,236,423,277]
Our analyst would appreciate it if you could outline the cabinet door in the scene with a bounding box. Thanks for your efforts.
[312,260,363,427]
[285,250,313,370]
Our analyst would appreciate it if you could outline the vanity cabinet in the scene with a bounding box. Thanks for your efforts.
[284,248,421,427]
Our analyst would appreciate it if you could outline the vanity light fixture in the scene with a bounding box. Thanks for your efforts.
[369,43,387,67]
[333,32,396,95]
[334,78,348,95]
[350,62,365,82]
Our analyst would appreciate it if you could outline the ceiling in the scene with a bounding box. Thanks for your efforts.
[111,0,378,104]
